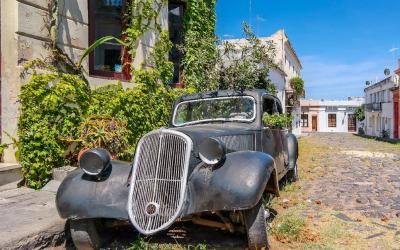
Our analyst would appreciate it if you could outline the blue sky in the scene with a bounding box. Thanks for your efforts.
[216,0,400,100]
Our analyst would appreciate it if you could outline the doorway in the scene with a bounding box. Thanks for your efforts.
[348,114,356,132]
[312,116,317,131]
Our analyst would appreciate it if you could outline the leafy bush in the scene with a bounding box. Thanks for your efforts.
[18,73,90,188]
[355,106,365,121]
[263,113,293,129]
[89,84,187,154]
[289,77,305,97]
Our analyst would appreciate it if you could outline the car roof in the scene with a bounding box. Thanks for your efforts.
[177,89,270,102]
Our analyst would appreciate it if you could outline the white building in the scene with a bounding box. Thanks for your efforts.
[364,75,399,139]
[300,98,364,133]
[223,30,303,136]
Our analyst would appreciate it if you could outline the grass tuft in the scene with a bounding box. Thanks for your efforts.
[270,208,314,243]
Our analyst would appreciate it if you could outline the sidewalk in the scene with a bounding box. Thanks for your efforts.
[0,187,66,249]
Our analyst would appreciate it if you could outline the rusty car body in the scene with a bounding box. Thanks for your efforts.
[56,89,299,249]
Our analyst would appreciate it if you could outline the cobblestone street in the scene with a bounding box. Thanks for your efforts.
[299,133,400,219]
[270,133,400,249]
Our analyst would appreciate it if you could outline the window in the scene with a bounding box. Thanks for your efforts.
[89,0,130,80]
[263,96,283,115]
[328,114,336,127]
[168,2,185,84]
[173,96,256,126]
[326,106,338,112]
[301,114,309,127]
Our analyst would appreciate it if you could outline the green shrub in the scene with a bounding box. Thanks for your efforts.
[77,116,130,159]
[89,84,187,154]
[18,73,90,188]
[263,113,293,129]
[289,77,305,97]
[355,106,365,121]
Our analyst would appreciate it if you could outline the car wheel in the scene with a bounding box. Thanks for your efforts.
[286,163,298,182]
[70,219,104,250]
[243,200,269,250]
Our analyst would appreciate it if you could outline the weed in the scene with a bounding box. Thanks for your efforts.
[270,208,310,243]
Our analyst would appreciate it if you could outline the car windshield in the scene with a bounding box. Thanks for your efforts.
[173,96,256,126]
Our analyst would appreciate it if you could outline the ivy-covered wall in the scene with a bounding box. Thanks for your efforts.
[182,0,218,91]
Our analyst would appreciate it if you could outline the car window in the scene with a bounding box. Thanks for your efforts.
[263,96,282,114]
[173,96,256,126]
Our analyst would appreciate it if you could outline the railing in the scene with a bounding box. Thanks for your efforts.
[364,102,382,112]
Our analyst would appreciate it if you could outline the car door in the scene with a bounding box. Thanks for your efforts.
[261,95,287,177]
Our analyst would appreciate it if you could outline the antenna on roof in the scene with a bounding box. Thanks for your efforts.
[249,0,252,27]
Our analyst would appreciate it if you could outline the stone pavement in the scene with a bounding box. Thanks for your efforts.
[299,133,400,219]
[0,187,66,249]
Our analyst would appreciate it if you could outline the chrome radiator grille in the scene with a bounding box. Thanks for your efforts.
[128,129,192,235]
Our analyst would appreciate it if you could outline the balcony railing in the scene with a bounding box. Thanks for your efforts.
[364,102,382,112]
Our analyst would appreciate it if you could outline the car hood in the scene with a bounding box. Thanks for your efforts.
[171,123,257,152]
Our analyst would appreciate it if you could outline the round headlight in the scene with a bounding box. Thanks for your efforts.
[79,148,111,176]
[199,138,226,165]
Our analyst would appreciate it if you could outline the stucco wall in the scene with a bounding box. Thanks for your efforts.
[1,1,20,163]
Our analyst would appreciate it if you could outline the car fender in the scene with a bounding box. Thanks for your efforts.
[183,151,276,215]
[287,133,298,170]
[56,161,131,220]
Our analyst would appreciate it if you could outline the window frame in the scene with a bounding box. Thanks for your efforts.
[328,113,337,128]
[168,0,186,85]
[88,0,131,81]
[301,114,309,127]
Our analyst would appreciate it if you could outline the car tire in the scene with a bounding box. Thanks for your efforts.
[70,219,104,250]
[286,163,298,182]
[243,200,269,250]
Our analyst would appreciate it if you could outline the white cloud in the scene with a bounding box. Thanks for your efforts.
[255,15,266,22]
[300,55,389,100]
[222,34,235,38]
[389,48,399,53]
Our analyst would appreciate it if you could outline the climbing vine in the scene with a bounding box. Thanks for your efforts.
[181,0,218,91]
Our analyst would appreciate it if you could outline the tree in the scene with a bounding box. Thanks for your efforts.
[181,22,278,93]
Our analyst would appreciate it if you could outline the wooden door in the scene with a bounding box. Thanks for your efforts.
[348,114,356,132]
[312,116,317,131]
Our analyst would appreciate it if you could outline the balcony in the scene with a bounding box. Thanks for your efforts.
[364,102,382,112]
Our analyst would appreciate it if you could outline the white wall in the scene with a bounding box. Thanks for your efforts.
[268,68,286,107]
[318,110,353,133]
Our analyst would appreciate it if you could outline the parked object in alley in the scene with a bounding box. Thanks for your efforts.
[300,97,364,134]
[56,89,299,250]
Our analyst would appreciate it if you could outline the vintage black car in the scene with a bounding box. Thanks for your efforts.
[56,89,299,250]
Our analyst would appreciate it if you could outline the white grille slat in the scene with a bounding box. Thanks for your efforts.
[128,129,192,235]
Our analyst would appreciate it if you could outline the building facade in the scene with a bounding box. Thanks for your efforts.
[393,61,400,139]
[364,75,399,139]
[300,98,364,134]
[223,30,303,136]
[1,0,185,162]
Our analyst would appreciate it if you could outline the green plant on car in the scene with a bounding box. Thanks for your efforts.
[263,113,293,129]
